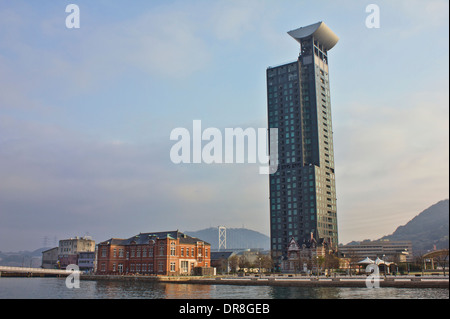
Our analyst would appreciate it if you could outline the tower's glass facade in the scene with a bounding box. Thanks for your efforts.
[267,22,339,261]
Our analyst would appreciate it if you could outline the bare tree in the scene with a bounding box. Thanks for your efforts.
[345,248,361,276]
[228,255,239,273]
[217,257,228,274]
[324,252,340,275]
[434,249,449,276]
[239,255,252,271]
[260,254,274,272]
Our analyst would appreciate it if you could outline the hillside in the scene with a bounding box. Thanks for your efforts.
[0,247,49,267]
[381,199,449,253]
[184,227,270,250]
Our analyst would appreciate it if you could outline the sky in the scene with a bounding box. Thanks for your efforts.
[0,0,448,251]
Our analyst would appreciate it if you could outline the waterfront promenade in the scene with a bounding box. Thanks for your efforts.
[81,273,449,289]
[1,266,447,288]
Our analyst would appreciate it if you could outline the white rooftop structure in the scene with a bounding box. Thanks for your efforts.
[287,21,339,51]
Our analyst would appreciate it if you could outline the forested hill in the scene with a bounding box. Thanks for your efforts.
[381,199,449,253]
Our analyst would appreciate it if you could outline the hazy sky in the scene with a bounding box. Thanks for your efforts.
[0,0,448,251]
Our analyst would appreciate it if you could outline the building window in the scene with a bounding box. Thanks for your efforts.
[181,248,184,257]
[101,248,107,257]
[170,262,176,272]
[113,248,117,257]
[181,261,188,273]
[118,264,123,273]
[119,249,124,258]
[170,242,176,256]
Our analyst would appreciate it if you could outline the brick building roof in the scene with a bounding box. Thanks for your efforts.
[98,231,210,246]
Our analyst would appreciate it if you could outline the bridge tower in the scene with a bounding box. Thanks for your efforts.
[218,226,226,251]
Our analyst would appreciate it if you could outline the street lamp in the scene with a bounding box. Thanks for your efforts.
[316,256,319,279]
[258,257,262,276]
[401,250,409,275]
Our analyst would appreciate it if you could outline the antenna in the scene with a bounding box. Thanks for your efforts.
[42,236,48,248]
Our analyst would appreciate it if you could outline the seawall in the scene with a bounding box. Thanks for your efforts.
[80,274,449,289]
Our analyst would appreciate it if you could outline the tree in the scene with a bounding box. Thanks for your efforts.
[434,249,449,276]
[217,257,228,274]
[324,252,340,274]
[260,254,274,272]
[346,249,361,276]
[239,255,252,271]
[228,255,240,273]
[316,256,325,275]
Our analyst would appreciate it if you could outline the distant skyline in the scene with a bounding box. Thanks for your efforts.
[0,0,448,251]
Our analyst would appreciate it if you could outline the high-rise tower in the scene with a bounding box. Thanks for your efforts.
[267,22,339,262]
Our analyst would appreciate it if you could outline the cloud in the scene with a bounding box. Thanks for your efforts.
[0,0,286,110]
[335,81,449,243]
[392,0,449,29]
[209,0,263,41]
[0,3,214,103]
[0,115,271,250]
[113,10,213,79]
[1,0,448,250]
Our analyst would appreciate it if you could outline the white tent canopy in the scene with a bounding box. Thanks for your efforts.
[357,257,375,264]
[357,257,394,266]
[375,257,393,266]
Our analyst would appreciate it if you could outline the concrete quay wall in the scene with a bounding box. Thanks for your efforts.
[81,274,449,289]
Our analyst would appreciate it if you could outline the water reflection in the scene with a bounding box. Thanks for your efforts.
[268,286,342,299]
[0,278,448,299]
[94,280,166,298]
[164,283,212,299]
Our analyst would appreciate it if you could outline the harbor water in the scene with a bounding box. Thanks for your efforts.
[0,277,448,299]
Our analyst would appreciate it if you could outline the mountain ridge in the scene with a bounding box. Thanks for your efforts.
[184,227,270,250]
[380,199,449,253]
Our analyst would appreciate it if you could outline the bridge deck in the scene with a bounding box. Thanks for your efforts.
[0,266,80,276]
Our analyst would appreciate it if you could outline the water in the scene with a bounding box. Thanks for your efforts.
[0,277,448,299]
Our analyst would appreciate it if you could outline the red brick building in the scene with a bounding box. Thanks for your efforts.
[96,231,211,276]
